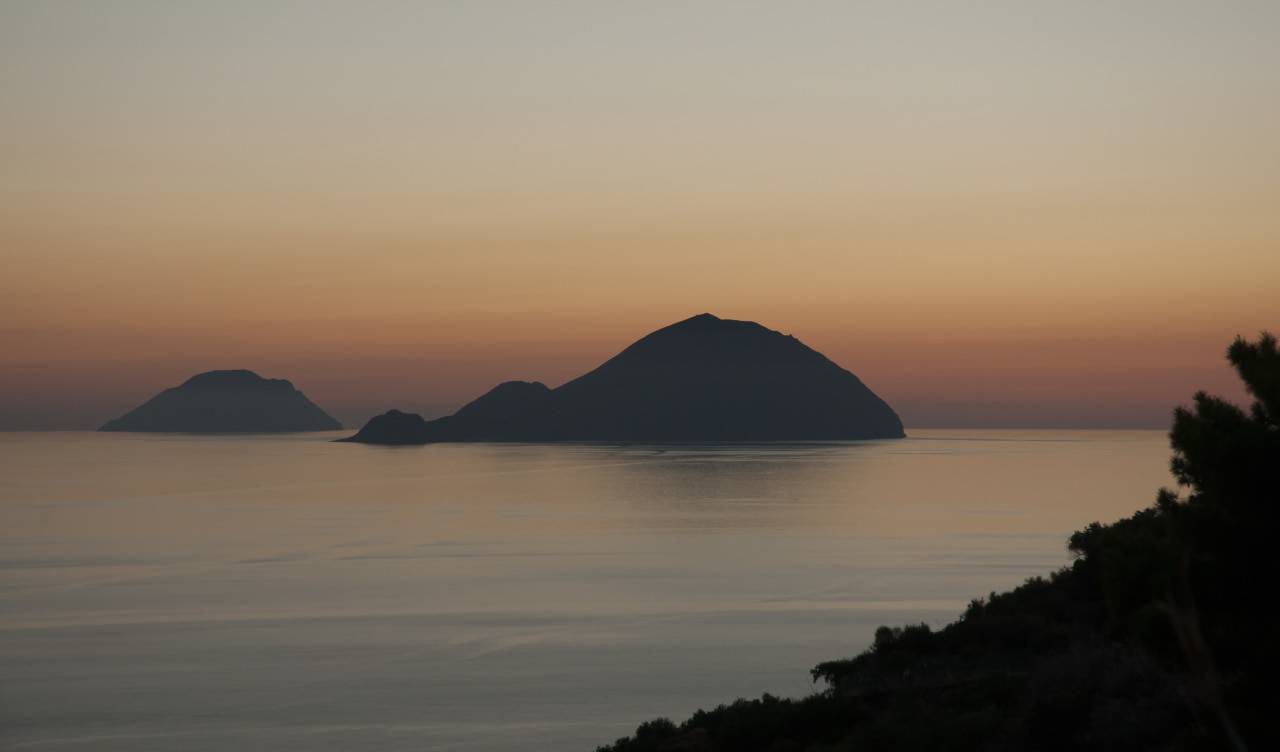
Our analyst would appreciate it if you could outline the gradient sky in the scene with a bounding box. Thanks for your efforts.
[3,1,1277,429]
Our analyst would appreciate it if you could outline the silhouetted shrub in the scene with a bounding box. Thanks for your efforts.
[597,333,1279,752]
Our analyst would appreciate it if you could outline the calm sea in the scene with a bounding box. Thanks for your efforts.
[0,430,1171,751]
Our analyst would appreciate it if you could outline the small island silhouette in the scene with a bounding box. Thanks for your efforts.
[99,369,342,433]
[342,313,904,444]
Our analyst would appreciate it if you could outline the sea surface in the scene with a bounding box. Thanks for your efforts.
[0,430,1171,751]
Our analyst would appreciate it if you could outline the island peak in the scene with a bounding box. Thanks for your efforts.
[344,315,903,444]
[100,370,341,433]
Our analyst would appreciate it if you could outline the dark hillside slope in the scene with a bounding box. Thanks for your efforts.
[596,333,1280,752]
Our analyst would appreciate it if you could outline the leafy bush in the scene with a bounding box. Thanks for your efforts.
[597,333,1279,752]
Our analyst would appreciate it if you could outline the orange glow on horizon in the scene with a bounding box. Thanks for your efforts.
[2,3,1277,429]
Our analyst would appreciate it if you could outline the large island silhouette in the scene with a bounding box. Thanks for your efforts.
[343,313,903,444]
[100,369,342,433]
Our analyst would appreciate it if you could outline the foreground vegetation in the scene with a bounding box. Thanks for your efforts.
[599,334,1279,752]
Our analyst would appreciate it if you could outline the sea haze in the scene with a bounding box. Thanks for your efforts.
[0,430,1170,751]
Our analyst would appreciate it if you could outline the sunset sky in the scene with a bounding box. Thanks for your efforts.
[3,2,1277,429]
